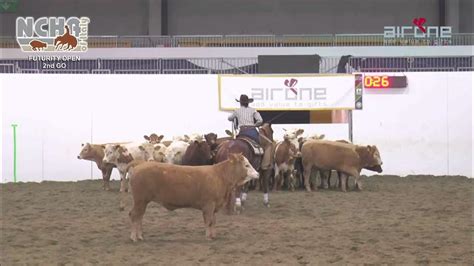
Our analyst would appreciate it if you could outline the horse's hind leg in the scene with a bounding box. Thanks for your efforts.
[261,169,272,207]
[255,176,261,191]
[274,167,282,191]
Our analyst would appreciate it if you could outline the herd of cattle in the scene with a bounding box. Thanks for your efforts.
[77,127,383,241]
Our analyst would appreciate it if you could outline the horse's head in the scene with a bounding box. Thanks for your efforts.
[259,123,274,143]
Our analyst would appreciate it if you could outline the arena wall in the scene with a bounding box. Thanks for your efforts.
[2,0,472,35]
[0,72,472,183]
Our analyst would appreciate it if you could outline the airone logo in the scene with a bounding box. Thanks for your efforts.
[16,16,90,52]
[251,79,327,101]
[384,17,452,38]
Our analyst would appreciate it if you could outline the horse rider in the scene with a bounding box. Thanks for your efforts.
[228,94,263,144]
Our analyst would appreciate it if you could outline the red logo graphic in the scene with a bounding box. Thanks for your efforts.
[412,17,427,33]
[284,78,298,95]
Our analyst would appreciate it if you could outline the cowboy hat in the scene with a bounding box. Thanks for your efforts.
[235,94,254,104]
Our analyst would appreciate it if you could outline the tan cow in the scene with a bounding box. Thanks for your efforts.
[127,153,259,242]
[293,134,325,190]
[316,139,348,190]
[301,140,383,192]
[77,143,115,190]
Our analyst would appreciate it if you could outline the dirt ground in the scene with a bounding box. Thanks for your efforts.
[1,175,472,265]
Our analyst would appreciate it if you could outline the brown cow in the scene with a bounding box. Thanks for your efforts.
[273,139,300,191]
[204,132,233,147]
[127,153,259,242]
[143,134,164,144]
[77,143,115,190]
[29,40,47,51]
[182,139,213,166]
[204,133,232,161]
[301,140,383,192]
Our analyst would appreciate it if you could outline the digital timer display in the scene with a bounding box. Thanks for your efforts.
[364,75,407,89]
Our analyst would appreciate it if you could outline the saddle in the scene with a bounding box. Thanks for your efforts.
[237,136,264,155]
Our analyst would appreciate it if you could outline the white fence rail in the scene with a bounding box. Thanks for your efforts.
[1,33,474,48]
[0,56,472,74]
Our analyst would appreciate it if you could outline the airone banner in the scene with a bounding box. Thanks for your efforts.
[218,74,356,111]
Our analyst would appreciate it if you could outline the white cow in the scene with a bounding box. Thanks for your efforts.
[186,133,204,143]
[103,142,154,192]
[172,135,187,142]
[297,133,326,145]
[172,133,203,144]
[164,140,190,164]
[151,143,168,162]
[283,128,305,150]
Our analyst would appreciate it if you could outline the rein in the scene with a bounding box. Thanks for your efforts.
[265,111,289,124]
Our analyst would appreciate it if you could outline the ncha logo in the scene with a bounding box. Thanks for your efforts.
[16,16,90,52]
[384,17,452,38]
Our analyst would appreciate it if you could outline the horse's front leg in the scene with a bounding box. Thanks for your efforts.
[240,183,249,206]
[234,185,244,214]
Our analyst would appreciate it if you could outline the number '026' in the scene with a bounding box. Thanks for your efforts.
[364,76,389,88]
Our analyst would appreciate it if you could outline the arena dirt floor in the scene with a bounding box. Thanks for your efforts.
[1,175,472,265]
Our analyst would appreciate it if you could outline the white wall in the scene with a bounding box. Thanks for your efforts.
[1,72,472,183]
[354,72,473,176]
[471,76,474,176]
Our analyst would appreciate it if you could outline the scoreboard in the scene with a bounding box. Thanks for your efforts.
[363,75,407,89]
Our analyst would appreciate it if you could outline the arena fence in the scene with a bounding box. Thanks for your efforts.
[1,33,474,48]
[0,56,472,74]
[347,56,473,72]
